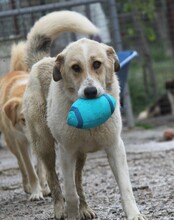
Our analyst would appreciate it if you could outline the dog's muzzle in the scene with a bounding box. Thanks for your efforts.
[84,86,97,99]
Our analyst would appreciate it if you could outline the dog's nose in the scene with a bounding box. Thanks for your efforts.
[84,86,97,99]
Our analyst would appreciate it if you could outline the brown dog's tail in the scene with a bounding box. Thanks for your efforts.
[10,41,28,72]
[26,10,99,70]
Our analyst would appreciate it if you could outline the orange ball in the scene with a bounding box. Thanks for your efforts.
[163,129,174,141]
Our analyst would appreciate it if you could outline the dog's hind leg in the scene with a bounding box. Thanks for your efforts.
[27,123,65,219]
[37,158,51,196]
[75,152,96,219]
[3,133,31,194]
[16,138,42,198]
[105,138,147,220]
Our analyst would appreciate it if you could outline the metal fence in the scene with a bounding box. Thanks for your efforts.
[0,0,174,123]
[0,0,118,72]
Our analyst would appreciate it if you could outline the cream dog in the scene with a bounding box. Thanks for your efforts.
[23,11,147,220]
[23,10,100,219]
[0,42,49,200]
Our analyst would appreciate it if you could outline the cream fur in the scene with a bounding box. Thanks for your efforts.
[10,41,28,72]
[27,10,99,41]
[23,11,147,220]
[25,11,99,70]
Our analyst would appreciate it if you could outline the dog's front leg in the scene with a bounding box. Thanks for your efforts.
[105,138,147,220]
[60,147,80,220]
[75,152,96,219]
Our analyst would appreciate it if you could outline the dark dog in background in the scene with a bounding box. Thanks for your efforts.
[138,79,174,119]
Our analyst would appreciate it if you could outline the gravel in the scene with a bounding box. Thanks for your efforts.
[0,126,174,220]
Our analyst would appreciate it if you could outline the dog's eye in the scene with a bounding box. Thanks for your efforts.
[93,61,101,69]
[72,64,81,73]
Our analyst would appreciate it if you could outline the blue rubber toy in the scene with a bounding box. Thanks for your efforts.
[67,94,116,129]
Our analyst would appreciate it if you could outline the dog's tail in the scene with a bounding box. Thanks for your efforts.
[10,41,28,72]
[26,10,99,69]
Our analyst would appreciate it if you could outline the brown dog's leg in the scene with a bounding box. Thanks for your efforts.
[3,133,31,194]
[75,152,96,219]
[17,139,41,198]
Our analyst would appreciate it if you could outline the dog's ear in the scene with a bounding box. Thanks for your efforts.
[53,65,62,81]
[106,46,120,72]
[53,54,64,82]
[114,60,120,72]
[3,98,20,126]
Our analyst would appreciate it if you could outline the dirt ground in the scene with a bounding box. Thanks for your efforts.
[0,124,174,220]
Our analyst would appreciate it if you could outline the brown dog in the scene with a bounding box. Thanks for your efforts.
[0,42,49,200]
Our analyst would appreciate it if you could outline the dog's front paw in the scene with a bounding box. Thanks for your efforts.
[29,190,44,201]
[29,181,44,200]
[79,206,96,219]
[129,214,147,220]
[29,185,44,200]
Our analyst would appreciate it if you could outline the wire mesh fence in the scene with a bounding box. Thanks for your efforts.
[0,0,174,119]
[117,0,174,117]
